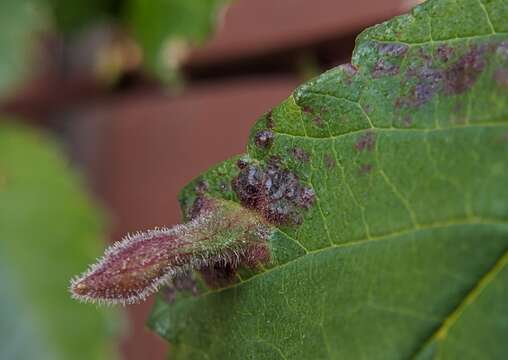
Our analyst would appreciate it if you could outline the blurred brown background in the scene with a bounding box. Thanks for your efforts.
[2,0,409,358]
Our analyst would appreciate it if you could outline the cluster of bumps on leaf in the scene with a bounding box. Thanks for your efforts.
[232,157,315,225]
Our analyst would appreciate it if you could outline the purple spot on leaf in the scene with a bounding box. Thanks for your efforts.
[266,110,274,129]
[355,131,376,152]
[237,158,248,169]
[339,63,358,76]
[324,154,336,169]
[291,147,310,163]
[372,59,400,78]
[232,159,315,225]
[255,130,274,149]
[378,43,409,57]
[302,106,313,114]
[195,179,209,195]
[437,44,454,62]
[495,68,508,87]
[443,45,487,95]
[358,163,374,175]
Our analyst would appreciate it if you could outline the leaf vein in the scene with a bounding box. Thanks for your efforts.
[410,247,508,359]
[478,0,496,34]
[369,32,507,46]
[375,136,420,227]
[272,122,508,140]
[203,218,508,297]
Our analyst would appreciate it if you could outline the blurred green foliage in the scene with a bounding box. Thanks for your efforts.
[0,0,48,96]
[0,122,123,360]
[126,0,229,84]
[0,0,230,95]
[47,0,120,34]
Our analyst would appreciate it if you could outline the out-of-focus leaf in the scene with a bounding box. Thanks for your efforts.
[0,0,48,97]
[149,0,508,358]
[126,0,230,84]
[42,0,230,85]
[46,0,119,34]
[0,123,123,360]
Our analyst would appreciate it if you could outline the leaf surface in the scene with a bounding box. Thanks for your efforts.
[149,0,508,358]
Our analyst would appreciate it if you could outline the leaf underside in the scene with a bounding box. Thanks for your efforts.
[149,0,508,359]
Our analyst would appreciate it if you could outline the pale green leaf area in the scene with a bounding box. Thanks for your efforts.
[0,0,48,97]
[0,123,122,360]
[126,0,230,82]
[149,0,508,359]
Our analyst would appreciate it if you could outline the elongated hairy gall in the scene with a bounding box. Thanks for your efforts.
[70,198,273,305]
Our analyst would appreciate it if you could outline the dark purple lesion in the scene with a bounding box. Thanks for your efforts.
[437,44,454,63]
[442,45,488,95]
[378,43,409,57]
[266,110,274,129]
[494,68,508,88]
[199,242,270,288]
[194,179,209,194]
[371,43,409,79]
[232,157,315,226]
[339,63,358,77]
[395,44,493,109]
[251,112,276,151]
[187,191,216,220]
[199,261,239,289]
[337,63,358,85]
[355,131,376,152]
[372,59,401,78]
[301,105,329,128]
[254,130,274,149]
[291,147,310,163]
[358,163,374,176]
[396,54,444,108]
[324,154,336,169]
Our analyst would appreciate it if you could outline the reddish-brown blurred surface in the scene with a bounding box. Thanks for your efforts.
[2,0,408,358]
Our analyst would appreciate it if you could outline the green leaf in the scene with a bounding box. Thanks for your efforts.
[149,0,508,358]
[125,0,230,84]
[0,123,122,360]
[46,0,119,34]
[0,0,48,97]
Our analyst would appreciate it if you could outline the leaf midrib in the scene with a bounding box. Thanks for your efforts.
[411,247,508,359]
[202,217,508,297]
[368,31,507,47]
[272,118,508,140]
